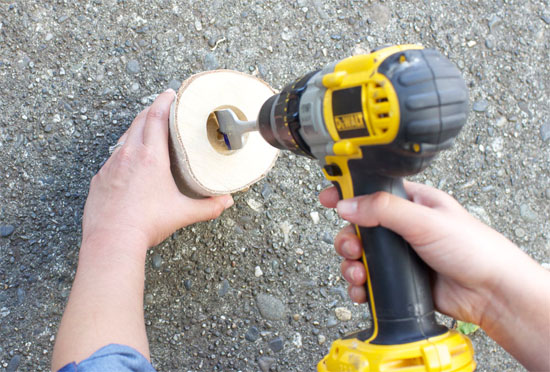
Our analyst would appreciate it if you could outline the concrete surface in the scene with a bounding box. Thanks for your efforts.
[1,1,549,371]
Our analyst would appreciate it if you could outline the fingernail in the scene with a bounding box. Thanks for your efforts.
[164,88,176,94]
[347,266,357,282]
[225,196,234,208]
[337,199,358,217]
[341,241,352,257]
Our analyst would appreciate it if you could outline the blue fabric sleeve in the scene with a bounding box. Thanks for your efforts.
[57,344,156,372]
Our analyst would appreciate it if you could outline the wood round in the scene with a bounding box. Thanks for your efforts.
[169,70,279,198]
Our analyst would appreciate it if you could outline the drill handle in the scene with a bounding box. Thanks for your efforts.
[347,175,446,344]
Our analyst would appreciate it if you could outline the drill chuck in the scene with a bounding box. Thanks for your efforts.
[257,71,318,158]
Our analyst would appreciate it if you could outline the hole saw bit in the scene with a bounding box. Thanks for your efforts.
[216,45,475,372]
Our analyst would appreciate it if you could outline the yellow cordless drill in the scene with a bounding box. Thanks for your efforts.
[216,45,475,372]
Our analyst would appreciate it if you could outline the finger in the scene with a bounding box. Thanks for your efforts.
[125,107,150,146]
[348,285,368,303]
[341,260,367,286]
[319,187,339,208]
[176,194,234,226]
[404,181,459,210]
[143,89,176,149]
[336,191,439,246]
[334,225,363,259]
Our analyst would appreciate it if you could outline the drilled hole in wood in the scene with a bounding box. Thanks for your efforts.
[206,106,248,155]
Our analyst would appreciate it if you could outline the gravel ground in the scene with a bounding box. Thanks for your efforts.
[1,1,549,371]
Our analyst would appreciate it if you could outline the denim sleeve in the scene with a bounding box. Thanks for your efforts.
[57,344,156,372]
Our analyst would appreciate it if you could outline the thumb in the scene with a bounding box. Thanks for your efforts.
[176,194,234,227]
[336,192,438,246]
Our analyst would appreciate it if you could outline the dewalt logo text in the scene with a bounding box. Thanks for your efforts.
[334,112,365,131]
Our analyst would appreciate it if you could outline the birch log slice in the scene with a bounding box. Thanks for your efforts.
[169,70,279,198]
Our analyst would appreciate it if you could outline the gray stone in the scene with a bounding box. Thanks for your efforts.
[152,254,163,269]
[472,100,488,112]
[218,279,230,297]
[126,59,140,74]
[16,288,25,305]
[203,53,219,70]
[326,316,338,328]
[184,279,192,290]
[329,287,347,301]
[258,356,276,372]
[256,294,286,320]
[514,227,526,238]
[540,122,550,142]
[488,14,502,31]
[261,184,273,199]
[541,14,550,25]
[7,354,21,372]
[168,79,181,91]
[322,232,333,244]
[269,336,284,352]
[519,204,537,222]
[245,326,260,341]
[0,225,15,237]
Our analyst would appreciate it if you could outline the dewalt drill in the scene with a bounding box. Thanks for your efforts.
[215,45,475,372]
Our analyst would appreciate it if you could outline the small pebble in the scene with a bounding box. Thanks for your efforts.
[310,211,320,224]
[321,232,333,244]
[203,53,219,70]
[152,254,163,269]
[540,122,550,142]
[318,334,326,345]
[256,294,286,320]
[335,307,352,321]
[245,326,260,342]
[6,355,21,372]
[218,279,230,297]
[254,266,263,277]
[514,227,526,238]
[126,59,140,74]
[467,40,477,47]
[519,204,537,222]
[326,316,338,328]
[184,279,193,290]
[194,19,203,31]
[269,337,284,352]
[258,357,276,372]
[472,100,488,112]
[0,225,15,237]
[168,79,181,91]
[292,332,302,348]
[261,184,273,199]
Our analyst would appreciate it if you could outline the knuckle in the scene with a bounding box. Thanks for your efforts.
[147,107,165,120]
[117,146,134,164]
[369,191,391,213]
[209,202,225,220]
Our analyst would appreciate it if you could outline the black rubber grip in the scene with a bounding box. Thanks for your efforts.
[343,168,446,345]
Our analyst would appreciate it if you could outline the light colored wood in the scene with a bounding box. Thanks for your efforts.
[169,70,279,198]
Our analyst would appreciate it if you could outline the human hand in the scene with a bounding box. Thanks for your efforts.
[319,181,518,327]
[82,89,233,249]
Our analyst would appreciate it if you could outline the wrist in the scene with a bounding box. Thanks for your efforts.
[80,230,149,265]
